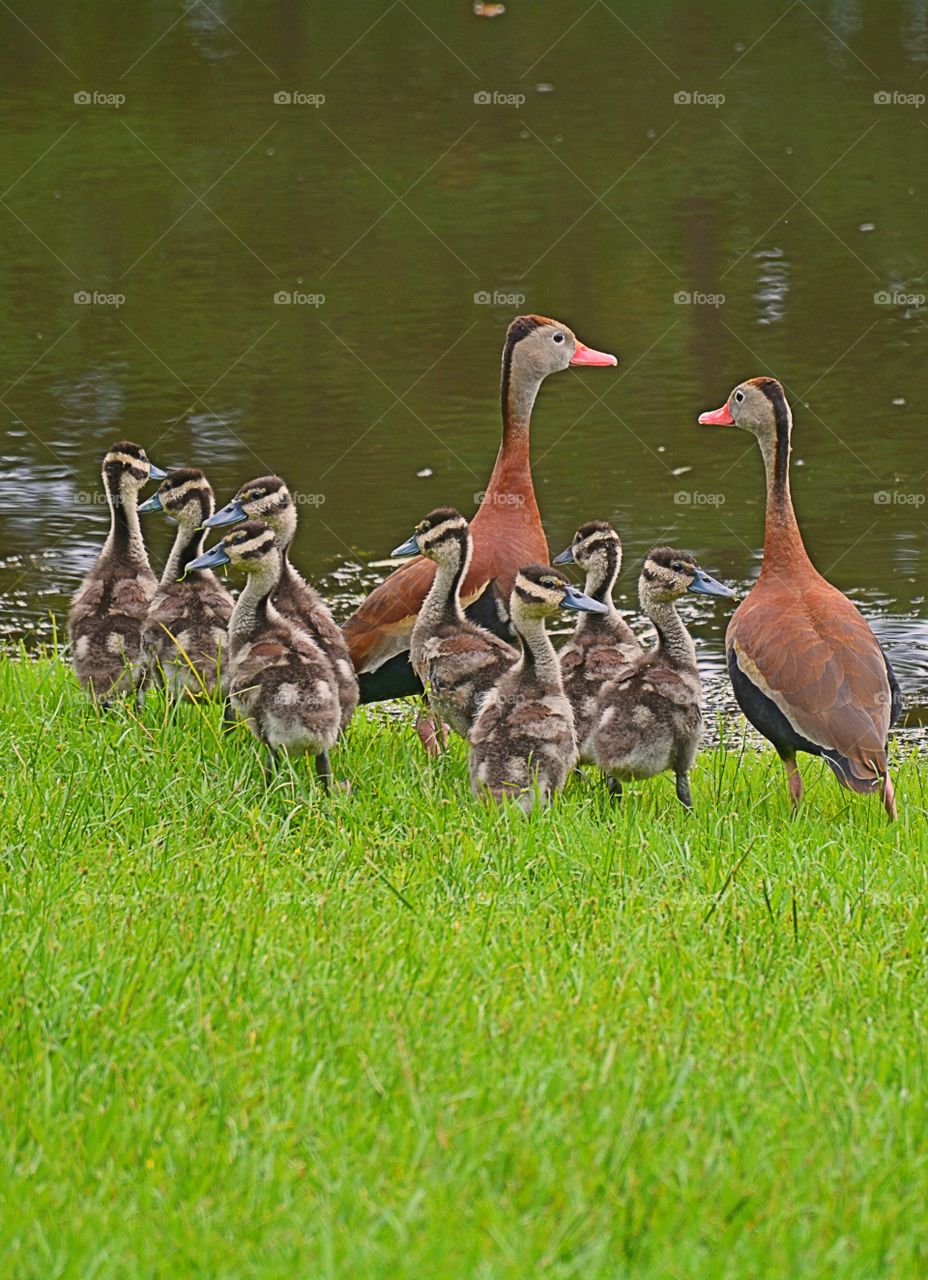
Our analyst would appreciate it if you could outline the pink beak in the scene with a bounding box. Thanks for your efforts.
[570,340,618,367]
[698,403,735,425]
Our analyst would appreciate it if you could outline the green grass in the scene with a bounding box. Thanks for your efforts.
[1,654,926,1279]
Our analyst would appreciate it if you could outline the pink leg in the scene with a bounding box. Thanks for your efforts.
[782,754,803,814]
[882,772,897,821]
[415,710,447,757]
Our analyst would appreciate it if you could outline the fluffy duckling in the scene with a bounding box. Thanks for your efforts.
[138,469,234,696]
[68,440,166,700]
[553,520,643,760]
[187,521,341,789]
[392,507,517,740]
[591,547,734,808]
[205,475,357,731]
[469,565,606,813]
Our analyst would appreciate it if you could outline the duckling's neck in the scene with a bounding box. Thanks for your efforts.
[513,612,562,690]
[642,594,696,670]
[105,480,148,568]
[231,557,280,644]
[577,545,621,632]
[420,534,469,631]
[475,357,544,524]
[270,505,297,554]
[163,519,206,584]
[758,406,809,576]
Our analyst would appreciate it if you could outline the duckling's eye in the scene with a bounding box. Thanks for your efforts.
[552,332,565,344]
[734,390,744,403]
[416,521,429,535]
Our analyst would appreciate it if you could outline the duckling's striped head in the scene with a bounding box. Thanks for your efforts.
[141,468,214,526]
[556,519,622,572]
[640,547,734,603]
[101,440,165,493]
[220,520,279,570]
[394,507,469,560]
[206,475,295,544]
[510,564,607,620]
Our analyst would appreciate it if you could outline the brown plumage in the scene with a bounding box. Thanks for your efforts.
[553,520,642,761]
[139,469,233,696]
[699,377,901,818]
[205,475,358,732]
[343,316,617,703]
[468,565,607,813]
[397,507,517,739]
[68,441,163,701]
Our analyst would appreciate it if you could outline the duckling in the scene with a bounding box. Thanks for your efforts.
[205,475,357,731]
[391,507,517,740]
[138,469,234,696]
[553,520,643,760]
[68,440,166,700]
[469,565,607,813]
[187,521,341,789]
[590,547,734,809]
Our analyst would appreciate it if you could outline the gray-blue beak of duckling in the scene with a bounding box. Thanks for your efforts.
[148,463,167,481]
[204,499,247,529]
[137,492,163,515]
[688,568,735,598]
[184,543,231,576]
[561,584,608,613]
[552,546,574,565]
[392,533,420,557]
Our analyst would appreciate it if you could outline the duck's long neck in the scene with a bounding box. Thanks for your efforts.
[514,612,562,690]
[475,348,544,521]
[105,480,148,569]
[758,403,809,576]
[642,592,696,670]
[163,521,206,584]
[420,534,469,630]
[231,559,279,645]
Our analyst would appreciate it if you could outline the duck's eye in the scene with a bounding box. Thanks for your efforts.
[734,390,744,403]
[553,332,565,344]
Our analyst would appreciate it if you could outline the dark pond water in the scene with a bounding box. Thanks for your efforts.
[1,1,926,722]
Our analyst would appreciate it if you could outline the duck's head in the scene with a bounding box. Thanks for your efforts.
[511,564,608,621]
[698,377,791,447]
[392,507,469,560]
[639,547,734,604]
[186,520,280,577]
[205,475,295,546]
[138,467,214,527]
[553,520,622,577]
[101,441,166,498]
[504,315,617,384]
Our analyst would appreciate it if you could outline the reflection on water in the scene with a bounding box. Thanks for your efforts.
[0,0,925,729]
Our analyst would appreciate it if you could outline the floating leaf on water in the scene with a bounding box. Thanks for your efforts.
[416,468,433,478]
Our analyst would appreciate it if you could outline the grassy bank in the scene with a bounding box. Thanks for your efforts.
[1,655,926,1279]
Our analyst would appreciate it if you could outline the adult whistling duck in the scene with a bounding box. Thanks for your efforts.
[698,378,901,818]
[342,316,617,705]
